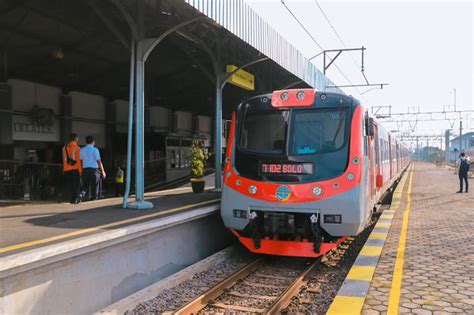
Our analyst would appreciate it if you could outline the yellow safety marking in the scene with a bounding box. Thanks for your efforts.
[327,296,365,315]
[380,214,394,219]
[387,165,414,315]
[369,232,388,240]
[393,192,402,197]
[0,198,220,254]
[346,266,376,281]
[375,222,391,228]
[359,245,383,256]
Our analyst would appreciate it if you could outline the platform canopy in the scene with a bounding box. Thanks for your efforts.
[184,0,342,94]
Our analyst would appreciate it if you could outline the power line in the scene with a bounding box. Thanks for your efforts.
[280,0,364,96]
[313,0,369,84]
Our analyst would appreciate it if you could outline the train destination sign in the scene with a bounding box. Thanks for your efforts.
[260,162,314,175]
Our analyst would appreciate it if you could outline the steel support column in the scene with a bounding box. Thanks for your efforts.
[214,75,223,189]
[122,39,135,208]
[127,0,153,209]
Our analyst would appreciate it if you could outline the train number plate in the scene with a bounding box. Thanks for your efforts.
[260,162,314,175]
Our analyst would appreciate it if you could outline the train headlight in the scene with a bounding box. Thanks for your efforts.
[236,179,242,186]
[296,91,305,100]
[280,92,289,101]
[333,181,340,188]
[312,186,323,196]
[347,173,354,181]
[352,157,360,164]
[248,185,257,194]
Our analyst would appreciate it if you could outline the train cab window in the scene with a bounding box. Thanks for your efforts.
[239,110,289,155]
[290,109,348,156]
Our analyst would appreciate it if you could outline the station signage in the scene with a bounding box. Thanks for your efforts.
[226,65,255,91]
[12,115,60,142]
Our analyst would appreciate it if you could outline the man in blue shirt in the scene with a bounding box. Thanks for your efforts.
[80,136,107,200]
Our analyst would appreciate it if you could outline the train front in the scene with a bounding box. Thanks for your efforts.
[221,89,367,257]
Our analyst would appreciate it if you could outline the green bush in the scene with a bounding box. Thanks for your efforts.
[189,140,209,178]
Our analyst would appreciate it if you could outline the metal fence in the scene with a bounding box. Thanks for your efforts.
[0,158,168,201]
[0,160,63,201]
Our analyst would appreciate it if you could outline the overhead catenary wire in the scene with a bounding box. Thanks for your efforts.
[313,0,369,85]
[280,0,365,98]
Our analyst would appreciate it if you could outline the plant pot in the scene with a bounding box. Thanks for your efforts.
[190,178,205,193]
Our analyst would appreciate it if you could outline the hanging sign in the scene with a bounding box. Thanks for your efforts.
[226,65,255,91]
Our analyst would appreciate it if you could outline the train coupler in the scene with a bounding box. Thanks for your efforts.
[248,211,262,249]
[310,214,322,254]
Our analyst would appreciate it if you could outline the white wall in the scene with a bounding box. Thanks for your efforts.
[69,91,106,147]
[115,100,129,133]
[149,106,170,132]
[8,79,62,143]
[174,111,192,134]
[196,115,211,134]
[9,79,61,113]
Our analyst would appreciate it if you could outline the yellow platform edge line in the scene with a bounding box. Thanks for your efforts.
[359,245,383,256]
[346,266,376,281]
[327,296,365,315]
[368,232,388,240]
[387,164,415,315]
[325,165,413,315]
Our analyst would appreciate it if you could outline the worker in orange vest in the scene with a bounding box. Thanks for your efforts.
[62,133,82,204]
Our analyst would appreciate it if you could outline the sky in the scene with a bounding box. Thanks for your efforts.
[246,0,473,148]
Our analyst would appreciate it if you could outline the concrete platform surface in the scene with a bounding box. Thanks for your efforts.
[0,187,220,257]
[360,162,474,314]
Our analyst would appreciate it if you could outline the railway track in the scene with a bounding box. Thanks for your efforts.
[164,239,354,314]
[164,258,316,314]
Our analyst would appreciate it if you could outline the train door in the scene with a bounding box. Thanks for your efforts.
[366,116,375,198]
[396,143,400,173]
[367,136,375,197]
[388,135,393,179]
[374,124,381,193]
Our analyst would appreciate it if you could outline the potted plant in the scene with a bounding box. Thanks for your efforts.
[189,140,208,193]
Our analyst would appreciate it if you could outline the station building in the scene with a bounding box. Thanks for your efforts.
[0,0,336,201]
[449,132,474,161]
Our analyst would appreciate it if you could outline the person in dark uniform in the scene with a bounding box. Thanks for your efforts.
[80,136,106,200]
[457,152,470,193]
[62,133,82,204]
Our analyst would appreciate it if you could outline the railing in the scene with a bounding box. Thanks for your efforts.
[0,157,171,201]
[0,160,63,201]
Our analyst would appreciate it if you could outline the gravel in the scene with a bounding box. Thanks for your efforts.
[127,213,379,315]
[126,252,253,315]
[281,216,378,314]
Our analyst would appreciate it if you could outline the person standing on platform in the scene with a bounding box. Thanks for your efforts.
[80,136,106,200]
[62,133,82,204]
[115,166,125,197]
[457,152,470,193]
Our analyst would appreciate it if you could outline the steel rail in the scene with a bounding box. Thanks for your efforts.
[169,258,320,314]
[170,259,262,315]
[265,260,319,313]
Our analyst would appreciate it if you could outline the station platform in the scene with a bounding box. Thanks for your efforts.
[329,162,474,314]
[0,181,219,258]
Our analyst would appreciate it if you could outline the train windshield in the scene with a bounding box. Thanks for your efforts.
[235,97,353,182]
[239,110,289,155]
[290,109,347,155]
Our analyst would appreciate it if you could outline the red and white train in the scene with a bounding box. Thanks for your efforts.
[221,89,410,257]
